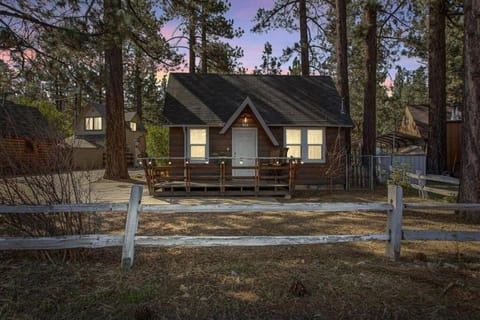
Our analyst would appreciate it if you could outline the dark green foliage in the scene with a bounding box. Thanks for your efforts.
[162,0,244,73]
[14,97,73,137]
[145,124,169,158]
[252,0,332,74]
[253,42,282,75]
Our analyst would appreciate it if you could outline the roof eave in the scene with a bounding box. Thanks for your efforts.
[219,97,279,146]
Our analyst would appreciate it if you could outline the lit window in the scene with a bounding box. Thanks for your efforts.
[188,128,208,161]
[307,129,323,160]
[285,129,302,158]
[85,116,102,131]
[285,128,325,162]
[130,122,137,131]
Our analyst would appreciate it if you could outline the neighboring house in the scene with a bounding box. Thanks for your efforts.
[162,73,353,187]
[0,101,55,174]
[68,104,146,169]
[383,104,462,176]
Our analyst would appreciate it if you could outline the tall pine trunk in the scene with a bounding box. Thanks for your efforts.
[134,48,143,120]
[188,1,196,73]
[427,0,447,174]
[335,0,350,153]
[104,0,129,180]
[361,3,377,157]
[200,0,207,74]
[299,0,309,76]
[458,0,480,221]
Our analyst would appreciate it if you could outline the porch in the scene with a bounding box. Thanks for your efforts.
[142,157,300,197]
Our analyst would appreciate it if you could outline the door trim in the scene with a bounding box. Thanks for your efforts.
[232,128,258,176]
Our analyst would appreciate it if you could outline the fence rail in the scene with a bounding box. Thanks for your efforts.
[406,171,459,198]
[0,185,478,270]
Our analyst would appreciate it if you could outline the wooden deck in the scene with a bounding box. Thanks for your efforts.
[142,158,299,197]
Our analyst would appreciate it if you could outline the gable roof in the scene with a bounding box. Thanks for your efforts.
[0,101,52,138]
[219,97,279,146]
[406,105,429,139]
[124,111,137,122]
[405,104,462,140]
[81,106,145,131]
[163,73,353,127]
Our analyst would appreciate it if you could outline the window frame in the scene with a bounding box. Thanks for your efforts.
[85,116,103,131]
[284,127,326,163]
[187,127,209,163]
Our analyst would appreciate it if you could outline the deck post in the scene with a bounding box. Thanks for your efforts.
[121,184,143,271]
[185,161,190,192]
[386,184,403,261]
[220,161,225,193]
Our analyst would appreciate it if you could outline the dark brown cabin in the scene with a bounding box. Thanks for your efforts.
[145,73,353,196]
[0,101,55,174]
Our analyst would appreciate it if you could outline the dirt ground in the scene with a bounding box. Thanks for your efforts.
[1,170,479,319]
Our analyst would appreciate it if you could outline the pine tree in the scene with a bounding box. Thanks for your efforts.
[253,42,282,75]
[252,0,326,75]
[427,0,447,174]
[458,0,480,221]
[0,0,179,180]
[163,0,243,73]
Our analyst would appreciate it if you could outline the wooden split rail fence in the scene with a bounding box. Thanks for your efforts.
[407,171,459,198]
[0,185,479,270]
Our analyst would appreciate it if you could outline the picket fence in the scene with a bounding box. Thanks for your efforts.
[0,185,479,271]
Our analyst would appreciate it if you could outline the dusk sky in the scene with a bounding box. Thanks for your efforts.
[162,0,297,73]
[162,0,422,77]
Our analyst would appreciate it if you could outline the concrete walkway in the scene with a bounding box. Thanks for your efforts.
[90,169,280,205]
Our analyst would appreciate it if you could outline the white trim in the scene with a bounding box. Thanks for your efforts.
[186,127,209,163]
[284,127,326,163]
[219,97,279,146]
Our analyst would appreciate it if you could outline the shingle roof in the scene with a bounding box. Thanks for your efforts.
[124,111,136,121]
[0,101,52,138]
[163,73,353,127]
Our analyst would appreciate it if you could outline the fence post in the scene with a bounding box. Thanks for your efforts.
[121,184,143,271]
[386,184,403,261]
[416,170,426,199]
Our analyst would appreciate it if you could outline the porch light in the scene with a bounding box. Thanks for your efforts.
[239,159,244,165]
[168,161,172,165]
[242,113,248,127]
[205,160,209,164]
[185,160,189,165]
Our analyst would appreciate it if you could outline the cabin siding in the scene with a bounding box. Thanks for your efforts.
[0,137,55,173]
[168,126,346,186]
[294,127,346,186]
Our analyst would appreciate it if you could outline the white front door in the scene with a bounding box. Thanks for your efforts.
[232,128,257,176]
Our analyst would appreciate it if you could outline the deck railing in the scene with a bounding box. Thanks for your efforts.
[1,185,479,270]
[140,157,300,196]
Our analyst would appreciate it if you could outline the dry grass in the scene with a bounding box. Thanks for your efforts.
[1,189,479,319]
